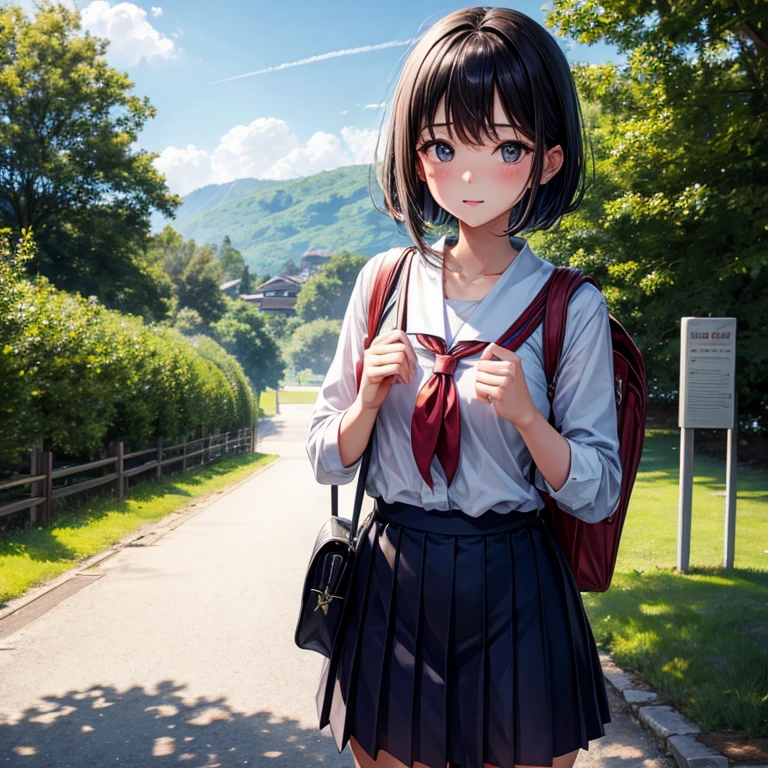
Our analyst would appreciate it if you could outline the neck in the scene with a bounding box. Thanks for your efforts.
[444,211,520,278]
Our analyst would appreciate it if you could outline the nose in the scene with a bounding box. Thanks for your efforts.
[462,170,472,183]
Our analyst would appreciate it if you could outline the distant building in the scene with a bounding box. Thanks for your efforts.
[301,249,332,273]
[240,274,304,315]
[219,277,242,299]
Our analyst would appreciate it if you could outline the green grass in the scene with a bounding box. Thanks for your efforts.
[584,429,768,736]
[259,388,318,416]
[0,452,278,607]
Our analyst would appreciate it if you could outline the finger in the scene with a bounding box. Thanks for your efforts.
[475,370,508,388]
[395,330,418,382]
[368,350,408,367]
[368,363,401,383]
[369,341,408,357]
[480,342,515,361]
[475,382,501,402]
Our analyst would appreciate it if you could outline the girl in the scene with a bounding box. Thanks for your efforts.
[305,7,622,768]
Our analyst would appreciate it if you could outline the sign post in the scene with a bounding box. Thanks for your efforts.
[678,317,737,572]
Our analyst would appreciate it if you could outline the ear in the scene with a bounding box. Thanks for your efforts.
[540,144,564,185]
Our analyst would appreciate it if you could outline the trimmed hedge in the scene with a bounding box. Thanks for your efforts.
[0,228,257,465]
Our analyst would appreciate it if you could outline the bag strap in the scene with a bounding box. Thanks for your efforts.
[331,247,415,541]
[528,266,603,485]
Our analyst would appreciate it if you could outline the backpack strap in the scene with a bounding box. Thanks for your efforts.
[529,266,604,486]
[542,267,603,410]
[354,246,415,392]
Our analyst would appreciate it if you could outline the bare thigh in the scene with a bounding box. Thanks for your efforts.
[350,736,580,768]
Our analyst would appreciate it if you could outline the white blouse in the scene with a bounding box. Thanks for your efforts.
[305,234,623,522]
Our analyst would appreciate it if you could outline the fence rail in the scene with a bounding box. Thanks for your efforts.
[0,426,255,528]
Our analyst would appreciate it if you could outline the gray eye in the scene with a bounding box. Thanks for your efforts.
[435,142,454,162]
[501,144,524,163]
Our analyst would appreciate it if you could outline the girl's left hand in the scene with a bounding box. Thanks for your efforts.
[476,342,538,428]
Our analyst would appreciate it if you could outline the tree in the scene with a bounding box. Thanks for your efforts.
[0,3,183,320]
[533,0,768,431]
[240,265,253,294]
[218,235,246,281]
[280,258,301,276]
[177,245,227,324]
[285,318,343,375]
[212,300,284,396]
[293,251,368,323]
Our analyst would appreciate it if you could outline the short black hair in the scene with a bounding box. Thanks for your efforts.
[373,6,593,262]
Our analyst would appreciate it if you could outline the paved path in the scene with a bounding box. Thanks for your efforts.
[0,405,674,768]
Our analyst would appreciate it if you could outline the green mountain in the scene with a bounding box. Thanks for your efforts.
[153,164,415,275]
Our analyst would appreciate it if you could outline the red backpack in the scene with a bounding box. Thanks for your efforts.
[360,247,646,592]
[532,267,646,591]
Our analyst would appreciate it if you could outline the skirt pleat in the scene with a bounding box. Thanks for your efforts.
[510,526,554,767]
[352,522,401,754]
[448,534,486,768]
[416,533,455,768]
[383,527,425,765]
[483,532,515,768]
[316,500,611,768]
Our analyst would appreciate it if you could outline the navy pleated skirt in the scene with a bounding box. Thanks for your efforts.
[315,497,611,768]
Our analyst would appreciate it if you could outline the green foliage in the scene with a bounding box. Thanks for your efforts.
[285,318,343,375]
[149,226,227,324]
[294,251,369,323]
[173,307,207,336]
[211,299,285,394]
[217,235,246,281]
[534,0,768,431]
[0,227,256,466]
[0,2,183,319]
[176,245,227,324]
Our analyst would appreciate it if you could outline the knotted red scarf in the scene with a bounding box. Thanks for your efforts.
[410,274,556,490]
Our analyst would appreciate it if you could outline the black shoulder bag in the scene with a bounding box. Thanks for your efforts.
[294,248,413,658]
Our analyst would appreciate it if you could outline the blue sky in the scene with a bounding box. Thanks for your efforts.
[9,0,624,196]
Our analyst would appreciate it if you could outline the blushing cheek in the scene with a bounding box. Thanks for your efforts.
[497,163,526,182]
[430,163,453,183]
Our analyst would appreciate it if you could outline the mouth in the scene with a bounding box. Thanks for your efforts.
[463,200,484,206]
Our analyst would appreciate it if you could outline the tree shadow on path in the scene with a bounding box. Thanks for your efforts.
[0,679,348,768]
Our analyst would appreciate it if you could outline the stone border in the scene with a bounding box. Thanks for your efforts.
[599,651,763,768]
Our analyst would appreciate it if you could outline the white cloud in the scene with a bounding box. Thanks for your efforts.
[363,103,386,110]
[340,126,379,165]
[153,118,381,195]
[150,6,162,16]
[80,1,176,67]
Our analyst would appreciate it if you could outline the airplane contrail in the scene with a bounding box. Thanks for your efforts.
[210,38,414,84]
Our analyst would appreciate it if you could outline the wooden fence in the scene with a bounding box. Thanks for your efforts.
[0,426,255,528]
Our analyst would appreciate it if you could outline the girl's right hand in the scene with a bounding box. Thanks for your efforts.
[358,329,418,411]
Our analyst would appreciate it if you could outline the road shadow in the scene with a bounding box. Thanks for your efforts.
[0,679,349,767]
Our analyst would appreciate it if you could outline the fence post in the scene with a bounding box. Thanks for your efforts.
[224,431,229,457]
[29,451,41,526]
[117,441,125,500]
[156,437,163,481]
[182,436,187,473]
[42,451,53,527]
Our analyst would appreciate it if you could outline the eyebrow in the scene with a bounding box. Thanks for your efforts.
[419,122,532,145]
[430,122,516,128]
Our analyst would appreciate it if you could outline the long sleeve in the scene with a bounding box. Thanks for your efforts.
[305,254,378,484]
[533,284,623,523]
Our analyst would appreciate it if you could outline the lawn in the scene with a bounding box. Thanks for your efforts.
[584,428,767,736]
[259,388,318,416]
[0,452,278,608]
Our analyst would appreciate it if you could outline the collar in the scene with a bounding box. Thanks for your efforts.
[404,233,555,346]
